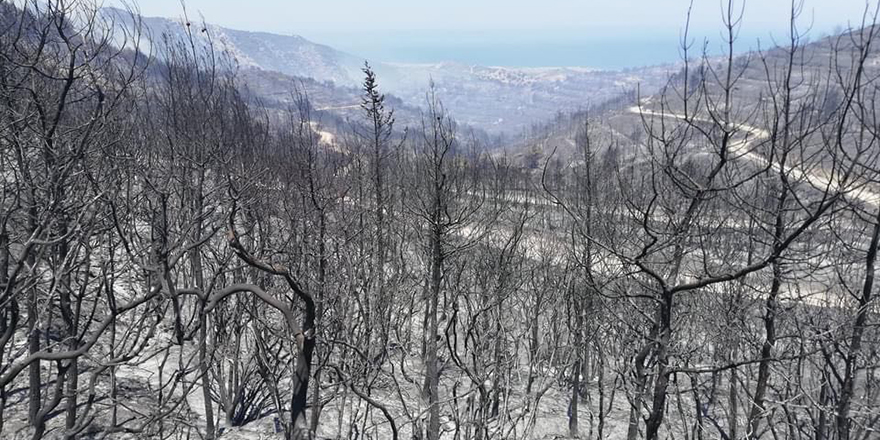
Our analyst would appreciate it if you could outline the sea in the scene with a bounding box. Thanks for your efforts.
[302,28,818,70]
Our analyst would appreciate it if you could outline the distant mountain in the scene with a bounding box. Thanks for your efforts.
[103,7,677,134]
[102,7,365,85]
[205,29,365,86]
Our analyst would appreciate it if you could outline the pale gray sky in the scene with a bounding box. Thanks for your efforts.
[109,0,873,34]
[105,0,878,68]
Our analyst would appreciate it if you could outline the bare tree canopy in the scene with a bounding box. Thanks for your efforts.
[1,1,880,439]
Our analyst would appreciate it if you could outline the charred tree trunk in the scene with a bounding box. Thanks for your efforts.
[836,205,880,440]
[27,202,40,425]
[569,356,581,438]
[424,216,443,440]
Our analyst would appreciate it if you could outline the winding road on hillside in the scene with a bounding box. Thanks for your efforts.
[316,104,361,111]
[627,103,880,208]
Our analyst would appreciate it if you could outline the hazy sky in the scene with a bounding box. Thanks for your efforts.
[110,0,873,33]
[106,0,878,68]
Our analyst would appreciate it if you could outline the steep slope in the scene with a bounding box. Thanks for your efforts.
[100,7,430,140]
[103,7,364,86]
[518,26,880,204]
[208,28,364,85]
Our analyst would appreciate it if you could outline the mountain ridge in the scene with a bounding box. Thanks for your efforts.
[102,6,676,134]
